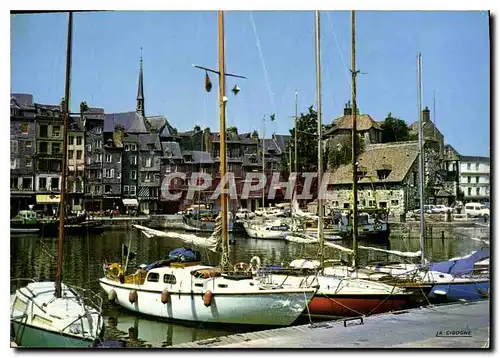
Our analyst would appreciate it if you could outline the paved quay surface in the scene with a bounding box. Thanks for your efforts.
[170,300,489,348]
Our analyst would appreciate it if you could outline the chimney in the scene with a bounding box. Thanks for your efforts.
[344,101,352,116]
[423,106,430,122]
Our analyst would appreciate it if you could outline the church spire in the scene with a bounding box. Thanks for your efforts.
[136,47,145,116]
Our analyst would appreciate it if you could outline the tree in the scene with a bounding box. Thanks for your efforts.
[281,106,320,172]
[381,113,416,143]
[327,133,365,170]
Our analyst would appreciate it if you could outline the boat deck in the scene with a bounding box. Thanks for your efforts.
[169,300,489,348]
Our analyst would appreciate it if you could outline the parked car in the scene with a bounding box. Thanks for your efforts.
[433,205,452,213]
[464,203,490,218]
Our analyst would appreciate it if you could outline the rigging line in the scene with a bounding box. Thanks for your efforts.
[325,12,351,89]
[249,11,276,111]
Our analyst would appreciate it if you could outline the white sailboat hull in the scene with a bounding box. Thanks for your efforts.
[10,282,103,348]
[100,274,315,326]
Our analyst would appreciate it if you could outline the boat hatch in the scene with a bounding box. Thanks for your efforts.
[13,297,28,311]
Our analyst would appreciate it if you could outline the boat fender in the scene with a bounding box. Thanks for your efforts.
[161,289,170,304]
[119,274,125,284]
[203,291,213,307]
[108,289,117,302]
[129,290,138,304]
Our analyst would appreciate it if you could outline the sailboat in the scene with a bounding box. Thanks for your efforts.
[100,11,317,327]
[10,12,104,348]
[362,53,490,302]
[262,11,416,317]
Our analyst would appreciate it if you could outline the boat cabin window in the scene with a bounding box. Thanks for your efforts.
[147,272,159,282]
[163,274,176,284]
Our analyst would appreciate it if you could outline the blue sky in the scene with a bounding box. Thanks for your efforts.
[11,11,490,156]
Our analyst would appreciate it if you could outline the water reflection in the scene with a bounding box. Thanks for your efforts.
[10,227,487,347]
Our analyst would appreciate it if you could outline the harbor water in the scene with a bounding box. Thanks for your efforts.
[10,228,487,348]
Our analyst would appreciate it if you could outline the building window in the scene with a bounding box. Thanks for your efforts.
[22,177,32,190]
[343,203,350,209]
[52,143,61,154]
[52,126,61,137]
[25,140,32,148]
[476,188,480,196]
[39,178,47,190]
[468,188,472,196]
[40,125,48,138]
[130,185,136,196]
[391,200,399,206]
[50,178,59,190]
[95,185,101,194]
[131,144,137,151]
[96,154,102,163]
[105,185,112,194]
[145,172,152,182]
[20,123,29,134]
[69,150,74,159]
[131,156,137,165]
[85,157,91,165]
[77,136,82,145]
[123,185,129,195]
[69,136,74,145]
[117,156,121,163]
[125,144,130,151]
[10,158,18,169]
[467,176,471,183]
[476,163,480,170]
[97,170,102,179]
[467,163,471,170]
[117,172,121,179]
[476,176,480,183]
[131,170,137,180]
[95,126,102,134]
[165,165,172,173]
[86,144,92,152]
[77,150,82,159]
[26,159,32,167]
[152,187,159,197]
[145,157,152,167]
[105,154,112,163]
[96,140,102,149]
[10,140,18,153]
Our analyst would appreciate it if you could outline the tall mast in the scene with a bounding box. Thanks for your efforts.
[417,53,425,265]
[294,90,298,174]
[218,11,230,272]
[315,10,324,270]
[262,116,265,209]
[55,11,73,298]
[351,10,359,268]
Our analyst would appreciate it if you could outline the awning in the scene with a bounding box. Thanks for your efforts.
[122,199,139,206]
[36,194,60,204]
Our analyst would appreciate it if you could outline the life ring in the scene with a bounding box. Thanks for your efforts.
[248,256,261,275]
[106,263,124,279]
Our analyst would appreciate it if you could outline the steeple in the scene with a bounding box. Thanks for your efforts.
[136,48,145,116]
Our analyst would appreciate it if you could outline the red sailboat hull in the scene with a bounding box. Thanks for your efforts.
[308,294,410,317]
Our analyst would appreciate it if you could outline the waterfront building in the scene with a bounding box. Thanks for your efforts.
[459,155,490,204]
[67,116,85,212]
[10,93,37,216]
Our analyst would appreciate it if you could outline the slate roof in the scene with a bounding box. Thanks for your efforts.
[105,111,148,134]
[137,133,161,151]
[329,114,382,133]
[161,141,183,160]
[262,138,279,154]
[273,134,291,153]
[68,116,84,132]
[242,153,261,166]
[329,141,419,185]
[11,93,34,108]
[83,107,105,121]
[182,150,214,164]
[459,155,489,163]
[240,132,259,145]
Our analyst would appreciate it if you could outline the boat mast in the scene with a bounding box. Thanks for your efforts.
[218,10,230,272]
[350,10,359,268]
[294,89,298,174]
[417,53,425,265]
[262,116,265,210]
[315,10,324,270]
[55,11,73,299]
